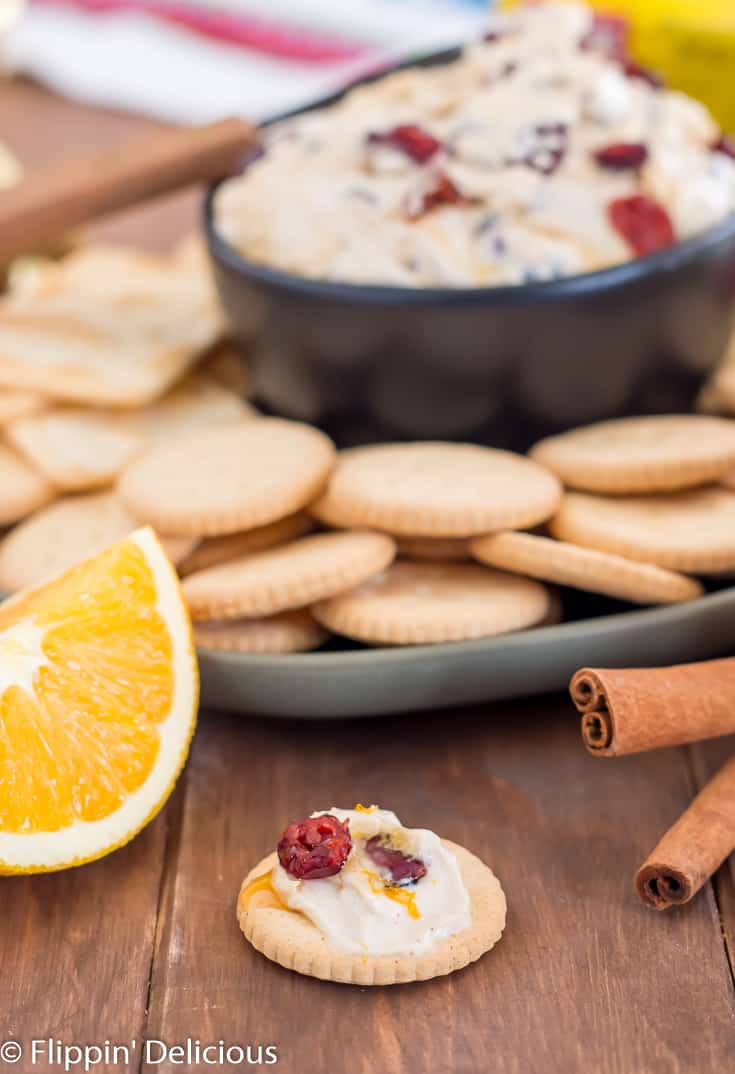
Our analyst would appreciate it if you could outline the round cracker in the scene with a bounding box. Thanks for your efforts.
[118,418,335,537]
[0,491,195,593]
[310,442,561,537]
[238,840,506,986]
[183,530,396,621]
[312,560,550,645]
[0,443,55,526]
[549,488,735,573]
[471,531,703,605]
[195,610,329,654]
[178,512,314,577]
[530,415,735,494]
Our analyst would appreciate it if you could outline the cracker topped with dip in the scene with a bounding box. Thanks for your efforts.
[237,805,506,985]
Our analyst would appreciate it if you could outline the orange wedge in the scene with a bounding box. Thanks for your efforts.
[0,527,198,874]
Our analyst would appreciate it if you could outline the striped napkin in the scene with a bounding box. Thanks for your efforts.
[3,0,491,123]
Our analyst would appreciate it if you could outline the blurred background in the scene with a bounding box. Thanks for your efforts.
[0,0,492,123]
[1,1,732,129]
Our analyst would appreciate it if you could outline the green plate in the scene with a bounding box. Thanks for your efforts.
[198,586,735,718]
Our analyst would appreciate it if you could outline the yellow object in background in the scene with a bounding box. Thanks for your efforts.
[501,0,735,132]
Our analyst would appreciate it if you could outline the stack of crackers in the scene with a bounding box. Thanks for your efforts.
[531,415,735,580]
[0,238,252,589]
[1,236,735,654]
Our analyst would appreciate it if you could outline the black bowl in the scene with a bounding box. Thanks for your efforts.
[203,70,735,449]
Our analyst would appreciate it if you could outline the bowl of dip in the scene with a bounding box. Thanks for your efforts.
[204,1,735,448]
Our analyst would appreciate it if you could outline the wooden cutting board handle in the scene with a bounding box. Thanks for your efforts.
[0,117,256,263]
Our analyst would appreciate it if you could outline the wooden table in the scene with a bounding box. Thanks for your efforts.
[1,82,735,1074]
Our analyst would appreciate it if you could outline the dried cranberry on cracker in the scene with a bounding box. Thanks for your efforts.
[277,813,352,880]
[366,836,428,885]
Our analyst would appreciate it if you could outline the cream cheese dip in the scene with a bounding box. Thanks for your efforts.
[214,1,735,288]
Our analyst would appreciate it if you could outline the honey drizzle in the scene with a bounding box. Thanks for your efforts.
[363,870,421,920]
[239,870,288,911]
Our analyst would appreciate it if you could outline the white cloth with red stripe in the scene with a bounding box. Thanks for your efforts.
[3,0,490,124]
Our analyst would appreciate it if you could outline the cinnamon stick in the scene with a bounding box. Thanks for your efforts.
[635,754,735,910]
[569,659,735,757]
[0,117,255,264]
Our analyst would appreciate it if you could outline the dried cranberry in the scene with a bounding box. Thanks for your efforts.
[712,135,735,162]
[609,195,675,256]
[580,14,629,59]
[405,171,467,219]
[594,142,648,170]
[277,813,352,880]
[622,59,664,88]
[367,124,442,165]
[366,836,427,885]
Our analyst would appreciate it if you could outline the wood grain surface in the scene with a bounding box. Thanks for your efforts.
[0,117,253,262]
[1,78,735,1074]
[145,705,735,1074]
